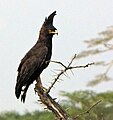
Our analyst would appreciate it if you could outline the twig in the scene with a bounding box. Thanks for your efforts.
[105,60,113,74]
[35,56,100,120]
[101,113,105,120]
[103,43,113,50]
[47,61,94,93]
[68,54,77,67]
[51,60,67,68]
[74,99,102,119]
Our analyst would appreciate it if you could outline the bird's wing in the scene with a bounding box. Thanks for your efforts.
[17,46,48,84]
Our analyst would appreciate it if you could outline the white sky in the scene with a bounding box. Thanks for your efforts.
[0,0,113,113]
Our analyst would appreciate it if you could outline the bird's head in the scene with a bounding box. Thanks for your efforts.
[39,11,58,39]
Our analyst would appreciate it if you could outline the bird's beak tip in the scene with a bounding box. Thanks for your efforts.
[54,30,58,35]
[49,30,58,35]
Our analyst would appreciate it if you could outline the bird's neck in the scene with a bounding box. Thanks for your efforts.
[38,34,53,47]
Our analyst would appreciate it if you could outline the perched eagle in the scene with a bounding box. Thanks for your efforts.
[15,11,58,102]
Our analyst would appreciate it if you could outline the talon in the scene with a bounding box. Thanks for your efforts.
[34,87,39,93]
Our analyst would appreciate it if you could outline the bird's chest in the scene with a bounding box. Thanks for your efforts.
[43,48,52,68]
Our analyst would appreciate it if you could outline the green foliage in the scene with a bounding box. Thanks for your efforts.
[1,90,113,120]
[0,111,54,120]
[0,111,20,120]
[61,90,113,120]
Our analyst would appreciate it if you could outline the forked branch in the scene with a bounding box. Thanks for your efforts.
[35,54,96,120]
[74,100,102,119]
[47,54,94,93]
[35,83,102,120]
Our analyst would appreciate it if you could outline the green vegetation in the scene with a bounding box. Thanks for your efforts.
[61,90,113,119]
[1,90,113,120]
[0,111,54,120]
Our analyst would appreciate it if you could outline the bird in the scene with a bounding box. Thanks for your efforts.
[15,11,58,103]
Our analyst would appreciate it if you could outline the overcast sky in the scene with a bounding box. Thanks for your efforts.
[0,0,113,113]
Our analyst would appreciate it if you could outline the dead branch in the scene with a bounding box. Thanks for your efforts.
[35,82,102,120]
[47,60,94,93]
[35,83,73,120]
[73,100,102,119]
[34,55,96,120]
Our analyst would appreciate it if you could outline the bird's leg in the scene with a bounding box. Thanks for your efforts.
[36,76,43,88]
[35,76,47,93]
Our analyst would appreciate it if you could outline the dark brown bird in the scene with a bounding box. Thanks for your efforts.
[15,11,58,102]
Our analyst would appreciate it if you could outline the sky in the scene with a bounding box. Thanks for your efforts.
[0,0,113,113]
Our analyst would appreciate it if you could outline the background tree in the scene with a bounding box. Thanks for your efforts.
[61,90,113,120]
[33,26,113,119]
[76,26,113,86]
[1,90,113,120]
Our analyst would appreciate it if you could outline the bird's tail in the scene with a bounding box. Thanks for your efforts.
[21,84,29,103]
[15,83,22,99]
[15,82,29,103]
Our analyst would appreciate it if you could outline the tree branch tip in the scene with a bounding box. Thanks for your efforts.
[53,98,57,100]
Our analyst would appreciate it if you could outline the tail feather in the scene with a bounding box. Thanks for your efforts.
[21,84,29,103]
[15,82,29,103]
[15,72,27,100]
[15,83,22,99]
[15,73,32,102]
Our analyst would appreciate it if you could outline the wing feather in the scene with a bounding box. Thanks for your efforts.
[15,45,48,98]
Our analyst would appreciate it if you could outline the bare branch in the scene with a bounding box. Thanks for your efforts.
[69,62,94,69]
[105,60,113,74]
[47,59,94,93]
[35,57,101,120]
[35,83,73,120]
[74,100,102,119]
[85,99,102,113]
[67,54,77,67]
[51,60,67,68]
[103,43,113,50]
[87,60,113,86]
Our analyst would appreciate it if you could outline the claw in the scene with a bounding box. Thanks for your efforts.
[34,88,38,94]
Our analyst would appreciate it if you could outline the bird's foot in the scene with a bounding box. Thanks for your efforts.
[34,83,48,94]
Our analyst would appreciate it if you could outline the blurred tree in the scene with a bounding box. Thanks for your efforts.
[0,111,54,120]
[1,90,113,120]
[61,90,113,120]
[76,26,113,86]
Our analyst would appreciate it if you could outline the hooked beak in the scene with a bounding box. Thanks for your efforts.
[49,30,58,35]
